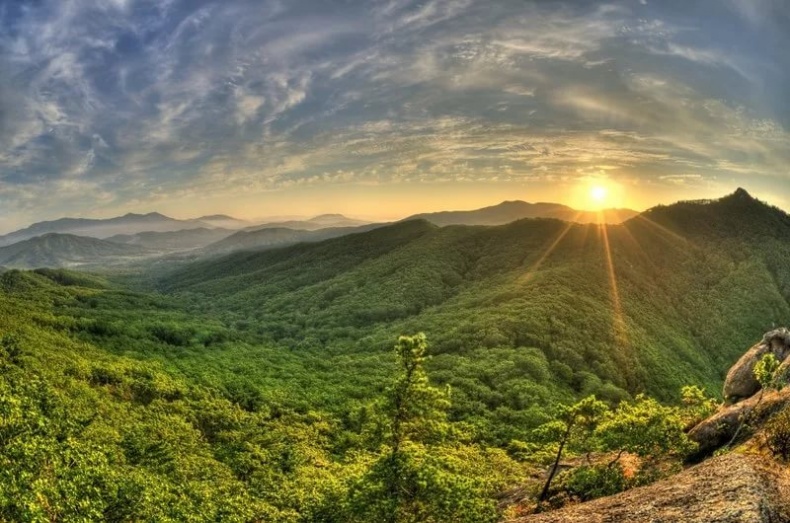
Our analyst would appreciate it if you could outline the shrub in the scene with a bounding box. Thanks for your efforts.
[763,407,790,461]
[561,464,627,502]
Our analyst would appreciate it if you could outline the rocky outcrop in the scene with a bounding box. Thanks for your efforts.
[510,453,790,523]
[723,328,790,402]
[688,388,790,458]
[508,329,790,523]
[689,328,790,457]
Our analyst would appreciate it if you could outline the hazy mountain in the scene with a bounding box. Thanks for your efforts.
[195,215,250,229]
[107,227,236,252]
[0,212,214,246]
[404,200,638,226]
[0,233,151,268]
[243,214,371,232]
[203,223,384,255]
[307,214,371,228]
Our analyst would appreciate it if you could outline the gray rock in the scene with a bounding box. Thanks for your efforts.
[776,359,790,389]
[723,329,790,403]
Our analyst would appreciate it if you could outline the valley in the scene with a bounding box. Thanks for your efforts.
[1,190,789,521]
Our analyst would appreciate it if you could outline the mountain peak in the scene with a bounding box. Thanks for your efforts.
[198,214,237,221]
[120,212,169,220]
[405,200,636,226]
[309,214,347,221]
[727,187,755,201]
[717,188,769,209]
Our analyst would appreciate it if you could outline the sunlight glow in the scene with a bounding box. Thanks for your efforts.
[590,185,608,204]
[599,224,629,350]
[570,179,627,212]
[519,217,580,285]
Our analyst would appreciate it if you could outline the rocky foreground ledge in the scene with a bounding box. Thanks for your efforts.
[510,328,790,523]
[512,453,790,523]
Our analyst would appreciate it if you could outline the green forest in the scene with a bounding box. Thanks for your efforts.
[2,190,790,521]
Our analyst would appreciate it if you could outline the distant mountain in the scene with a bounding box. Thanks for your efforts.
[243,214,371,232]
[107,227,235,252]
[203,223,383,255]
[195,215,250,229]
[0,212,214,246]
[404,201,638,226]
[0,233,151,268]
[307,214,371,228]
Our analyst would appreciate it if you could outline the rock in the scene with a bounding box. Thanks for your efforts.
[508,453,790,523]
[688,328,790,458]
[687,395,754,456]
[723,329,790,403]
[776,358,790,387]
[688,388,790,458]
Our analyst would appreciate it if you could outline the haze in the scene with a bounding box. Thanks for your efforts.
[1,0,788,233]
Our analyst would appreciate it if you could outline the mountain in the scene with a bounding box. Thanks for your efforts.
[160,189,790,424]
[0,233,151,268]
[0,212,214,246]
[3,189,790,521]
[242,213,371,232]
[306,214,371,228]
[404,200,638,226]
[195,215,250,229]
[202,223,384,255]
[107,227,236,252]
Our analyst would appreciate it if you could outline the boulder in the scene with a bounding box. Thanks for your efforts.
[723,329,790,403]
[688,388,790,458]
[776,358,790,387]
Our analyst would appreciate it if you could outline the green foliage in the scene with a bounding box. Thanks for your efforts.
[2,190,790,520]
[596,395,696,461]
[540,392,696,505]
[763,407,790,461]
[385,334,451,448]
[561,464,627,502]
[0,286,528,522]
[349,334,499,523]
[348,442,500,523]
[754,353,784,391]
[680,385,719,427]
[535,395,608,503]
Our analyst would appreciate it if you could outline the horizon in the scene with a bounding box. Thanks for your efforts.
[1,0,788,232]
[0,186,780,235]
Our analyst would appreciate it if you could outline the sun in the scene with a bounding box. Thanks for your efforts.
[590,185,609,206]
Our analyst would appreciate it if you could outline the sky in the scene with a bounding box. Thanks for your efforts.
[0,0,788,232]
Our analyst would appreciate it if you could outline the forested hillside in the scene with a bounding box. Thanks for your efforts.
[0,233,152,268]
[2,190,789,520]
[142,191,790,436]
[0,269,529,521]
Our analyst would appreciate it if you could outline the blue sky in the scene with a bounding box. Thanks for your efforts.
[0,0,788,231]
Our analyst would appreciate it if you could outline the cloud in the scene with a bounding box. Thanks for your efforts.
[0,0,787,229]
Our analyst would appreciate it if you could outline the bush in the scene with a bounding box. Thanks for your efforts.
[561,464,627,502]
[763,407,790,461]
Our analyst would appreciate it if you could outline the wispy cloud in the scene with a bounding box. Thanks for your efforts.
[0,0,787,230]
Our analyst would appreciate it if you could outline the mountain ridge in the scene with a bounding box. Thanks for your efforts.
[0,233,151,268]
[158,190,790,414]
[0,212,215,246]
[404,200,638,226]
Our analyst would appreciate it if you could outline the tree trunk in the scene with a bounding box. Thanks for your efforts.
[537,422,573,506]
